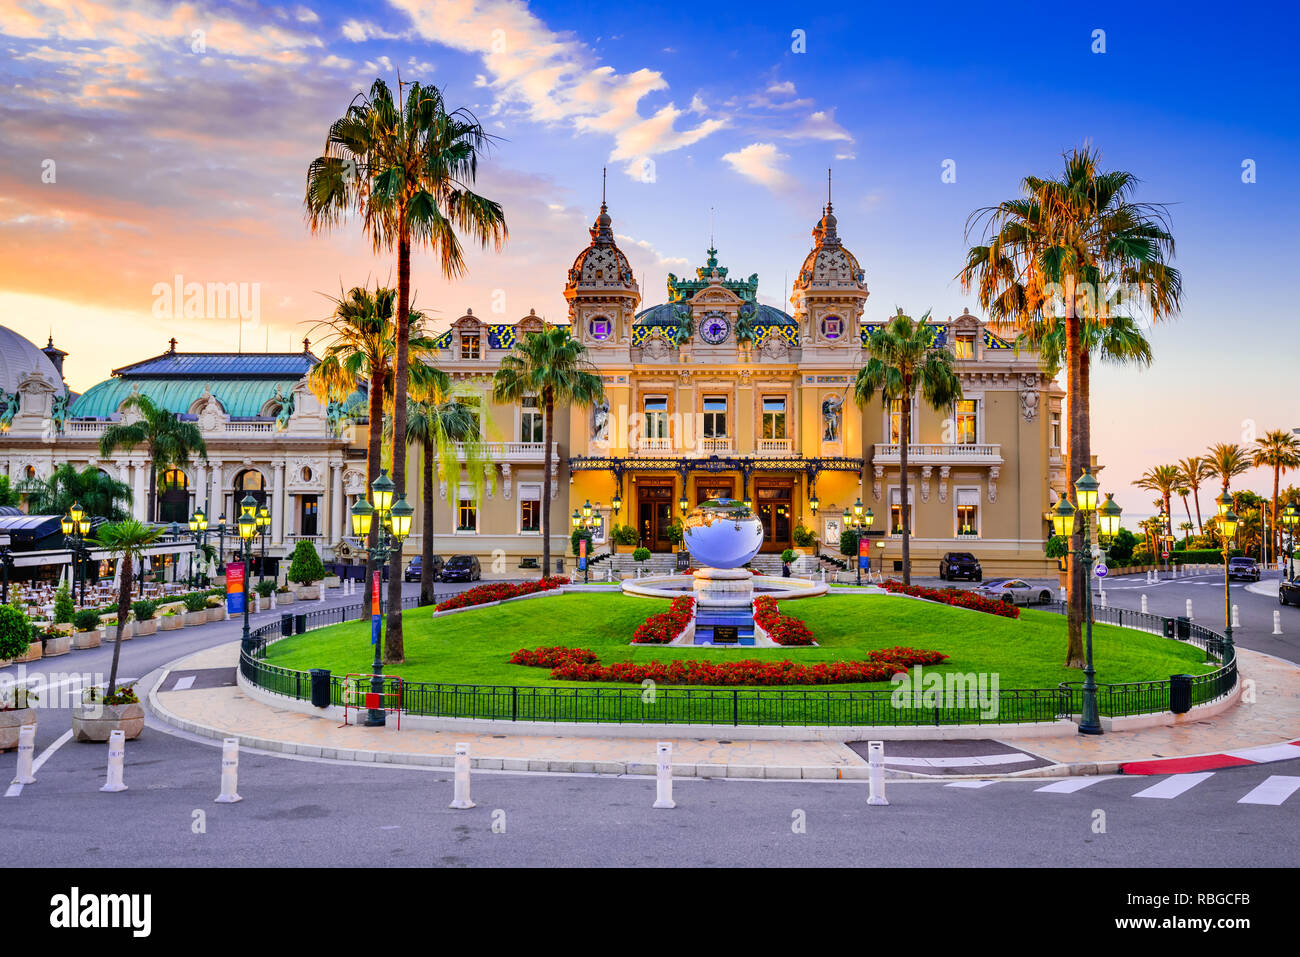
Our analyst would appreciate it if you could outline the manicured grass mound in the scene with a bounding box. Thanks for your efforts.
[266,592,1215,692]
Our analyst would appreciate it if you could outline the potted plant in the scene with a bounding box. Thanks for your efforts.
[793,523,819,555]
[159,607,183,631]
[52,580,76,631]
[72,684,144,743]
[611,524,639,554]
[631,546,651,577]
[40,621,72,657]
[69,608,102,649]
[0,605,34,672]
[182,592,208,626]
[0,676,36,752]
[131,599,158,637]
[276,582,295,604]
[287,540,325,599]
[206,594,226,622]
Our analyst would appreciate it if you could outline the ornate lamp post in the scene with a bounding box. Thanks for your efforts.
[61,502,92,605]
[0,534,12,604]
[1282,501,1299,581]
[1215,490,1238,664]
[187,508,210,587]
[1051,466,1120,736]
[573,501,601,583]
[256,504,271,585]
[213,513,227,574]
[349,470,411,728]
[237,495,259,653]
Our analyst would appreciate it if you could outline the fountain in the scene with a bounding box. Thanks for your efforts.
[620,498,827,645]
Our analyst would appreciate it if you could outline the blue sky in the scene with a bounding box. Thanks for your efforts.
[1,0,1296,513]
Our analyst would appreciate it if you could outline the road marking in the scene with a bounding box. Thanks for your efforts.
[1132,772,1214,799]
[32,729,73,774]
[1237,776,1300,806]
[945,780,998,788]
[173,675,196,691]
[1224,743,1300,763]
[885,753,1035,768]
[1035,776,1117,793]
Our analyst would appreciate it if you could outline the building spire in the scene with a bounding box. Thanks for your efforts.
[827,167,832,206]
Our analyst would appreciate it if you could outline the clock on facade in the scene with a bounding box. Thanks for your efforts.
[700,313,731,344]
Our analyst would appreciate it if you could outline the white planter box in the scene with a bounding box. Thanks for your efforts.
[0,708,36,751]
[16,641,42,663]
[159,615,183,631]
[208,605,226,622]
[134,619,158,637]
[294,585,320,600]
[183,611,207,627]
[72,629,102,650]
[42,635,72,657]
[277,591,295,604]
[72,701,144,743]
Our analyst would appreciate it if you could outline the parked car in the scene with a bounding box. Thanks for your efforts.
[973,578,1054,606]
[404,555,444,582]
[1280,576,1300,607]
[440,554,482,583]
[1227,557,1261,582]
[939,552,982,582]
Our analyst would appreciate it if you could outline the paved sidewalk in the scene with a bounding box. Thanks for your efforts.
[146,642,1300,780]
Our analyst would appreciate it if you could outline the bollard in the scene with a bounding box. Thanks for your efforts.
[270,590,277,610]
[1141,594,1148,614]
[1058,586,1066,602]
[867,740,889,806]
[14,723,36,785]
[449,742,475,809]
[1099,589,1107,609]
[100,729,127,792]
[1274,611,1284,636]
[319,585,326,604]
[214,737,242,803]
[1232,604,1240,629]
[653,741,675,809]
[1186,598,1193,621]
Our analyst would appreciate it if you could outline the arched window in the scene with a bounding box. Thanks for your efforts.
[158,469,189,524]
[234,469,267,511]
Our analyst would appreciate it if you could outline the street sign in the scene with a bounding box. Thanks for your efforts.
[1095,563,1108,578]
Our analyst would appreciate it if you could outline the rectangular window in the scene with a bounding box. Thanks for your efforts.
[956,488,979,537]
[300,495,318,537]
[460,335,481,360]
[955,399,978,445]
[460,395,481,439]
[520,483,541,533]
[889,399,904,444]
[457,485,478,532]
[1050,412,1061,450]
[889,487,914,535]
[521,396,543,443]
[703,396,728,438]
[954,335,975,359]
[761,396,787,439]
[644,396,668,439]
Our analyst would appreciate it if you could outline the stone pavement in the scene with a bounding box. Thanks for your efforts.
[145,642,1300,781]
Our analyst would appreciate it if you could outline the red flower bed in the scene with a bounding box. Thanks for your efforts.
[546,648,948,686]
[752,595,817,645]
[879,579,1019,619]
[509,646,598,667]
[631,596,694,644]
[435,576,570,612]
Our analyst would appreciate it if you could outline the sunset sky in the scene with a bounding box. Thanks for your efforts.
[1,0,1296,515]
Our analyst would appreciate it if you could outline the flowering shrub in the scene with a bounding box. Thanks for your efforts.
[546,649,949,686]
[879,580,1020,619]
[509,646,599,668]
[435,576,570,612]
[752,595,816,645]
[631,596,694,644]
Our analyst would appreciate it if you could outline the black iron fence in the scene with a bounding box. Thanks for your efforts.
[237,594,1239,728]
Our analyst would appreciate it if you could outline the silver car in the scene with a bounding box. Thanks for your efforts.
[973,578,1054,606]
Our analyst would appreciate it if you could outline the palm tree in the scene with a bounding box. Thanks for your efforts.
[1206,442,1251,495]
[90,520,163,697]
[1133,465,1182,537]
[855,309,963,586]
[98,393,207,522]
[1252,429,1300,560]
[960,146,1181,668]
[305,78,508,657]
[18,463,131,520]
[493,326,604,579]
[1177,455,1214,533]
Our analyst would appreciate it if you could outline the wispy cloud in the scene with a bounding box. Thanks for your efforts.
[722,142,795,191]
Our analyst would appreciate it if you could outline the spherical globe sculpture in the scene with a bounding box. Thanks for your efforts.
[683,499,764,570]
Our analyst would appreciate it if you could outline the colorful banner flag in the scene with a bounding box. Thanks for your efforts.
[226,562,246,615]
[371,569,381,645]
[858,538,870,570]
[579,537,587,571]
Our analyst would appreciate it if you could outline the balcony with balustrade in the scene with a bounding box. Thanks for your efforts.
[450,441,558,464]
[872,442,1003,466]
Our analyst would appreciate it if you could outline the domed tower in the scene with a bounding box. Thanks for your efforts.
[790,179,868,349]
[564,174,640,349]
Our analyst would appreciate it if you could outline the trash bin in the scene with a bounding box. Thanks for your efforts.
[294,613,306,635]
[280,612,294,637]
[1169,673,1192,714]
[1162,617,1175,639]
[1176,616,1191,640]
[309,669,331,708]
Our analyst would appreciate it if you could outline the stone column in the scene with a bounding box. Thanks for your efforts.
[209,461,223,520]
[195,461,208,516]
[331,463,344,543]
[272,461,286,544]
[133,459,148,521]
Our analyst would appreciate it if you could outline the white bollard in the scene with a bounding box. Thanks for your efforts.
[1274,611,1283,636]
[653,741,675,808]
[1058,586,1066,602]
[867,740,889,806]
[269,590,277,610]
[319,584,326,603]
[449,742,475,809]
[1232,604,1240,629]
[1141,594,1148,614]
[214,737,242,803]
[1186,598,1194,621]
[13,723,36,785]
[100,729,127,792]
[1099,589,1107,609]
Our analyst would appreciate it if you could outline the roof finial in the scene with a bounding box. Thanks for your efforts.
[168,337,178,354]
[827,167,832,206]
[710,207,715,249]
[601,166,607,207]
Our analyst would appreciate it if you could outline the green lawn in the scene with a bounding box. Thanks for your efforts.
[266,592,1214,693]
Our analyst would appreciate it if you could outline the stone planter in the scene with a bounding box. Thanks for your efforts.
[134,619,158,637]
[277,590,295,604]
[0,708,36,751]
[42,634,72,657]
[72,700,145,743]
[323,575,340,589]
[183,611,207,627]
[207,605,226,622]
[72,628,102,650]
[294,584,320,600]
[159,614,183,631]
[16,641,42,663]
[117,620,135,639]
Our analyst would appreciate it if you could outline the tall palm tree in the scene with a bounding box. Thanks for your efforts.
[1177,455,1214,533]
[855,309,963,586]
[305,78,508,657]
[1133,465,1182,538]
[1206,442,1251,495]
[98,393,207,522]
[493,326,604,579]
[90,520,163,697]
[18,463,131,520]
[960,147,1181,668]
[1252,429,1300,560]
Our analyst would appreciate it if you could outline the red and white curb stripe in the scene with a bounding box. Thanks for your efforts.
[1121,739,1300,775]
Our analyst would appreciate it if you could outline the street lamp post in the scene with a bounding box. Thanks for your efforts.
[188,508,210,587]
[1051,467,1121,736]
[61,502,92,606]
[0,534,12,604]
[256,505,271,585]
[216,513,227,574]
[349,470,411,728]
[1282,501,1299,581]
[573,501,600,584]
[237,495,259,654]
[1215,490,1238,664]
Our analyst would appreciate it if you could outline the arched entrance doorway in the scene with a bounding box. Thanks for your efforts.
[158,469,189,524]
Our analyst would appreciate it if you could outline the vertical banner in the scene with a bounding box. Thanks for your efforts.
[858,538,870,570]
[226,561,246,615]
[371,569,381,645]
[579,537,587,572]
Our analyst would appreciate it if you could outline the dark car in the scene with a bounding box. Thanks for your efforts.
[404,555,444,583]
[939,552,982,582]
[1227,557,1261,582]
[1280,577,1300,607]
[440,554,481,583]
